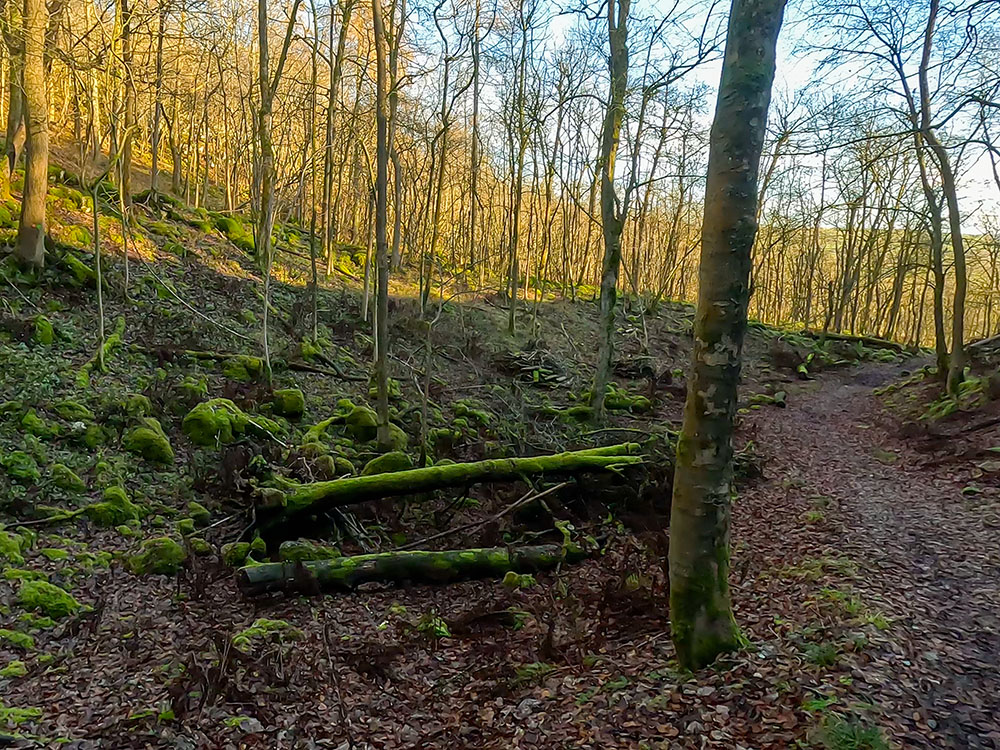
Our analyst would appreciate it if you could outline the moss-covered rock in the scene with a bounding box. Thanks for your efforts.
[187,501,211,526]
[222,355,263,382]
[272,388,305,418]
[84,486,142,526]
[33,315,54,345]
[182,398,282,446]
[454,399,492,425]
[313,454,353,479]
[188,537,212,556]
[53,400,94,421]
[124,393,153,418]
[2,451,40,483]
[123,417,175,464]
[21,409,58,439]
[221,542,251,567]
[61,253,96,286]
[368,378,402,401]
[278,539,342,562]
[0,527,25,565]
[127,536,187,575]
[176,518,196,535]
[298,440,328,458]
[18,580,82,618]
[361,451,413,476]
[0,628,34,651]
[50,463,86,492]
[345,406,378,441]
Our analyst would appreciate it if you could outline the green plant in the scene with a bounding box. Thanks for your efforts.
[802,641,839,667]
[813,715,888,750]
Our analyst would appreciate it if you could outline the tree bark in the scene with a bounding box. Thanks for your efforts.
[591,0,629,418]
[16,0,48,269]
[372,0,392,449]
[669,0,786,671]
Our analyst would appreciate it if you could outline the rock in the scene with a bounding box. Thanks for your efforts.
[123,417,175,464]
[313,454,353,479]
[222,355,264,382]
[361,451,413,476]
[0,527,25,565]
[182,398,282,446]
[345,406,378,441]
[84,486,143,526]
[271,388,305,418]
[33,315,53,345]
[128,536,187,575]
[51,463,86,492]
[187,501,211,526]
[221,542,251,567]
[18,580,82,618]
[2,451,40,483]
[21,409,58,438]
[124,394,153,418]
[53,400,94,421]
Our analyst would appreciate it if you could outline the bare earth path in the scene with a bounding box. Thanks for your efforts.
[752,364,1000,749]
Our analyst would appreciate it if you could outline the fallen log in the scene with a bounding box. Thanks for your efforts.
[256,443,644,528]
[237,543,590,596]
[796,329,909,353]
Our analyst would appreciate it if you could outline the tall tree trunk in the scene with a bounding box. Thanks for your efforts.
[1,0,24,202]
[149,0,166,194]
[590,0,629,417]
[16,0,48,269]
[118,0,134,206]
[669,0,786,671]
[372,0,391,449]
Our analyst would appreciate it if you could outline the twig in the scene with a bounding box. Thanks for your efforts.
[395,481,570,551]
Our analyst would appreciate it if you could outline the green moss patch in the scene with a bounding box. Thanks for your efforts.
[0,629,35,651]
[84,486,143,526]
[182,398,282,446]
[278,539,342,562]
[18,580,82,618]
[123,417,175,464]
[2,450,40,483]
[127,536,187,575]
[271,388,305,418]
[0,528,25,564]
[361,451,413,476]
[231,618,303,654]
[51,463,86,492]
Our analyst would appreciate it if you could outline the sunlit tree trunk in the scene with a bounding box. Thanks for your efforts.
[16,0,48,269]
[372,0,392,448]
[669,0,786,671]
[591,0,629,417]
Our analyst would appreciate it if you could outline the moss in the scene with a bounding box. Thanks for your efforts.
[0,629,34,651]
[0,528,25,564]
[180,374,209,400]
[278,539,342,562]
[222,355,264,382]
[125,393,153,418]
[21,409,58,439]
[128,536,187,575]
[250,536,266,557]
[163,240,186,257]
[145,220,179,239]
[84,486,142,526]
[65,224,92,247]
[231,618,303,653]
[73,422,105,448]
[51,463,86,492]
[368,378,402,401]
[39,547,71,562]
[454,399,492,425]
[0,660,27,678]
[3,568,45,582]
[189,537,212,556]
[272,388,305,418]
[239,309,257,325]
[2,451,39,483]
[385,423,409,451]
[187,501,211,526]
[123,417,175,464]
[361,451,413,476]
[18,580,82,619]
[299,440,328,458]
[313,454,352,479]
[221,542,251,567]
[561,405,594,422]
[33,314,54,345]
[176,518,196,535]
[182,398,282,446]
[345,406,378,441]
[53,400,94,421]
[0,701,41,725]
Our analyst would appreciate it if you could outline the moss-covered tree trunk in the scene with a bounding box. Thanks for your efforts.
[258,444,643,531]
[669,0,786,671]
[16,0,48,269]
[590,0,629,419]
[237,543,590,596]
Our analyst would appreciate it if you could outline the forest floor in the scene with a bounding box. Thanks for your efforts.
[1,167,998,748]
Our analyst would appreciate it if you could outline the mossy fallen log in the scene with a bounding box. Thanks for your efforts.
[256,443,643,528]
[798,329,908,353]
[237,543,590,596]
